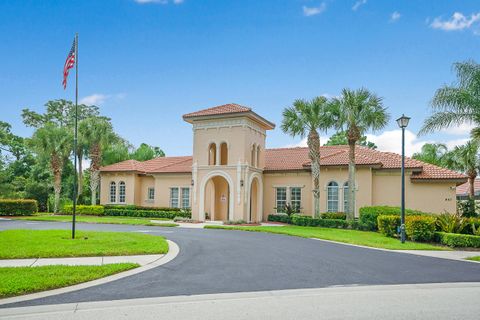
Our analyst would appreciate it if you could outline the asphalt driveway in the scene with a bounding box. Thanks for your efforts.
[1,219,480,308]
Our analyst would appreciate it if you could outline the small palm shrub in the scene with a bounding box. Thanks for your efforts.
[436,213,469,234]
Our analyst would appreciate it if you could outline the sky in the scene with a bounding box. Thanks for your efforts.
[1,0,479,157]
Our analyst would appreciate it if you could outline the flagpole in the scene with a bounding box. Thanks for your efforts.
[72,33,78,239]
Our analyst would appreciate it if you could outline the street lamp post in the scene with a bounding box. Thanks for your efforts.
[396,114,410,244]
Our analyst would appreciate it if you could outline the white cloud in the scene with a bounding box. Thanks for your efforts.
[390,11,401,22]
[303,3,327,17]
[352,0,367,11]
[134,0,183,4]
[430,12,480,32]
[440,122,474,136]
[79,93,125,105]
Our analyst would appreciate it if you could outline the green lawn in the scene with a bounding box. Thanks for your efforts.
[466,256,480,262]
[14,214,178,227]
[0,229,169,259]
[205,225,450,250]
[0,263,138,298]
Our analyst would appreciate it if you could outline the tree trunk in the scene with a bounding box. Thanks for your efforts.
[89,143,101,205]
[348,141,356,221]
[468,171,477,200]
[307,129,321,218]
[51,155,63,214]
[77,150,83,198]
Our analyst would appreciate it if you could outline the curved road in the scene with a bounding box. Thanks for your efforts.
[1,219,480,309]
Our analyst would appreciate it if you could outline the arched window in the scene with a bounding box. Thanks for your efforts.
[343,181,349,213]
[208,143,217,165]
[256,145,261,168]
[220,142,228,165]
[251,144,256,167]
[119,181,126,203]
[327,181,339,212]
[109,182,116,203]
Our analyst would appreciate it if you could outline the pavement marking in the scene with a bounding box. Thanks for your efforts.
[0,240,180,306]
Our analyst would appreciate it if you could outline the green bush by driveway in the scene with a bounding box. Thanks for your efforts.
[62,205,104,215]
[359,206,432,230]
[0,229,169,259]
[0,199,38,216]
[434,232,480,248]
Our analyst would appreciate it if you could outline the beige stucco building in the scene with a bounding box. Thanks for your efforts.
[99,103,467,222]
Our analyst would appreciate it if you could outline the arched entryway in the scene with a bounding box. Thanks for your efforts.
[199,171,234,221]
[248,174,263,223]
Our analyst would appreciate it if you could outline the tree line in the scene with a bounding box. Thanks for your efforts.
[0,100,164,212]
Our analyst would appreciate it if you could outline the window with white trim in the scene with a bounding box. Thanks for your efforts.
[147,187,155,200]
[275,187,287,213]
[170,187,179,208]
[109,182,116,203]
[327,181,339,212]
[119,181,126,203]
[290,187,301,211]
[343,182,349,213]
[181,187,190,209]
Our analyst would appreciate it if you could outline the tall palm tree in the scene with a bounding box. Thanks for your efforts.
[412,143,448,167]
[29,123,72,213]
[79,117,114,205]
[281,97,334,217]
[419,61,480,136]
[446,141,479,200]
[330,88,390,220]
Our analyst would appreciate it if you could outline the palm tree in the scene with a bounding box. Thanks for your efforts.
[419,61,480,136]
[79,117,114,205]
[412,143,448,167]
[29,123,72,213]
[330,88,390,220]
[446,141,479,200]
[281,97,334,217]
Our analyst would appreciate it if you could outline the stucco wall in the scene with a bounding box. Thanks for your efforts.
[100,173,137,205]
[152,173,191,208]
[372,171,457,214]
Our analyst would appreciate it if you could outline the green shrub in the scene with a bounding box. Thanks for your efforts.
[61,205,104,216]
[405,215,436,242]
[173,216,194,223]
[436,213,469,234]
[321,212,346,220]
[434,232,480,248]
[457,199,479,218]
[103,205,183,212]
[291,214,349,228]
[348,220,371,231]
[104,208,190,219]
[0,199,38,216]
[267,214,291,224]
[377,215,400,237]
[359,206,432,231]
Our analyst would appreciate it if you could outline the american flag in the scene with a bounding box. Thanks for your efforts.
[62,38,76,89]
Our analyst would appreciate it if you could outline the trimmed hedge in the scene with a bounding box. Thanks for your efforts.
[105,208,191,219]
[359,206,432,231]
[291,214,349,229]
[103,205,183,212]
[62,205,104,216]
[405,216,436,242]
[434,232,480,248]
[321,212,347,220]
[267,214,292,224]
[377,215,400,237]
[0,199,38,216]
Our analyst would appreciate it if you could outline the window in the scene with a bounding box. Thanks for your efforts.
[276,187,287,213]
[220,142,228,165]
[343,182,349,213]
[327,181,339,212]
[208,143,216,165]
[251,144,256,167]
[147,187,155,200]
[181,187,190,209]
[170,187,179,208]
[290,187,301,212]
[119,181,126,203]
[109,182,116,203]
[256,146,260,168]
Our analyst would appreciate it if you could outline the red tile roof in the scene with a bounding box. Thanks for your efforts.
[183,103,251,118]
[100,145,466,182]
[456,179,479,195]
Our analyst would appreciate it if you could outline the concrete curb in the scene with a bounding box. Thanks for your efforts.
[0,240,180,306]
